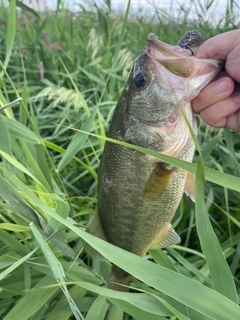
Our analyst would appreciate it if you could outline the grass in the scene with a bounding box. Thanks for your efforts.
[0,0,239,319]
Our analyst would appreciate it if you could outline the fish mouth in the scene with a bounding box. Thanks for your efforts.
[147,33,195,59]
[146,33,224,81]
[146,33,199,79]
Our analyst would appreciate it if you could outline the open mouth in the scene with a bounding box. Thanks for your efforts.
[147,33,194,59]
[146,33,224,80]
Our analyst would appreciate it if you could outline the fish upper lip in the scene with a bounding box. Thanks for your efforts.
[147,33,193,58]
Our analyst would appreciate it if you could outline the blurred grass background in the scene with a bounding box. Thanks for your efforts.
[0,0,239,319]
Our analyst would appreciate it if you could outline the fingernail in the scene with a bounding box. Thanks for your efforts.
[213,79,228,94]
[233,94,240,103]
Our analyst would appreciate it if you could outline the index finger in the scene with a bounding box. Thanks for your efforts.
[196,30,240,60]
[196,30,240,83]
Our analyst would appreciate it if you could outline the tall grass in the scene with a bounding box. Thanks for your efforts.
[0,0,239,319]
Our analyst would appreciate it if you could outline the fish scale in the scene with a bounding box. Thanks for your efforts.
[87,31,224,291]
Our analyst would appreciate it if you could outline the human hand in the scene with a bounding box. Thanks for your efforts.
[192,30,240,131]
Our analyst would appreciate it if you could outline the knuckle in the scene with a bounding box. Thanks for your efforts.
[200,101,226,127]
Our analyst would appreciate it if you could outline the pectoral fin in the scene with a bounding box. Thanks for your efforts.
[143,163,175,200]
[150,224,180,249]
[184,172,195,202]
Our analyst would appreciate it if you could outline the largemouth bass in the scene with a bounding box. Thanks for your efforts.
[87,32,223,290]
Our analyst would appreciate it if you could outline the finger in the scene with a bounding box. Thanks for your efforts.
[199,93,240,130]
[192,77,235,114]
[196,30,240,60]
[196,30,240,82]
[225,109,240,132]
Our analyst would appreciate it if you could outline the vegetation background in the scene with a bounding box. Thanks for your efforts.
[0,0,239,319]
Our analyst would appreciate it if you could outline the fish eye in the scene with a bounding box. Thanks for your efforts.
[134,71,149,88]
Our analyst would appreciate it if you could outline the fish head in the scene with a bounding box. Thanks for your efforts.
[123,33,224,156]
[129,33,224,124]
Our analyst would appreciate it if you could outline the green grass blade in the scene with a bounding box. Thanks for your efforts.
[43,140,98,180]
[195,156,238,303]
[75,129,240,192]
[22,196,240,320]
[30,222,84,320]
[35,144,53,191]
[0,114,12,155]
[167,248,212,285]
[178,100,238,303]
[149,249,178,272]
[201,136,219,160]
[20,143,52,192]
[16,0,41,19]
[108,299,166,320]
[1,171,80,261]
[43,286,87,320]
[152,293,191,320]
[223,128,240,173]
[4,0,16,70]
[9,153,238,318]
[2,115,40,144]
[0,171,44,227]
[97,0,131,105]
[0,249,36,281]
[85,295,108,320]
[3,275,59,320]
[77,282,171,318]
[57,107,98,172]
[0,223,30,232]
[106,305,124,320]
[58,58,90,115]
[0,228,29,256]
[72,231,240,320]
[0,150,43,186]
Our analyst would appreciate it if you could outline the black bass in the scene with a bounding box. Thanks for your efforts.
[87,32,223,290]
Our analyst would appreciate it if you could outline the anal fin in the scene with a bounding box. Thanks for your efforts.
[150,224,180,249]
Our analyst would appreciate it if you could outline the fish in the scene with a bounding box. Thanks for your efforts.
[87,32,223,291]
